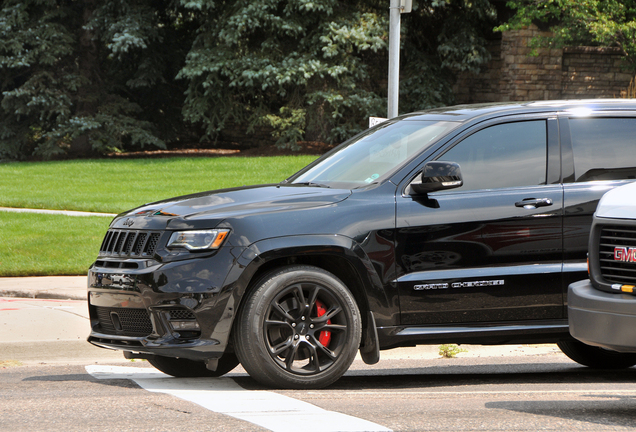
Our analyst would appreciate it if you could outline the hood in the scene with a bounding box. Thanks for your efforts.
[110,184,351,230]
[596,181,636,219]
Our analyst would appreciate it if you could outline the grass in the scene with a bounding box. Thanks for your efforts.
[438,344,468,358]
[0,156,317,214]
[0,212,112,276]
[0,360,23,368]
[0,155,317,276]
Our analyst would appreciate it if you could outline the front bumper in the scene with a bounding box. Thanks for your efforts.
[568,280,636,353]
[87,250,239,362]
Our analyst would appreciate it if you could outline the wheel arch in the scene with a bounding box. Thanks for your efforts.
[223,235,391,358]
[237,236,373,320]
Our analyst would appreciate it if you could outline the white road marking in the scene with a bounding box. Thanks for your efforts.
[86,365,392,432]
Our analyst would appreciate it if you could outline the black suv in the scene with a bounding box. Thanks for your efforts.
[88,100,636,388]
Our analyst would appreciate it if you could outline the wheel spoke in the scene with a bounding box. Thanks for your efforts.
[284,343,301,371]
[265,319,291,329]
[314,305,342,323]
[315,341,337,361]
[307,286,321,314]
[323,305,342,321]
[273,302,295,321]
[321,323,347,333]
[291,284,307,313]
[306,342,322,372]
[270,337,293,356]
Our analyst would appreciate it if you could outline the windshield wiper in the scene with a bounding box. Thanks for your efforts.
[352,182,379,190]
[290,182,331,188]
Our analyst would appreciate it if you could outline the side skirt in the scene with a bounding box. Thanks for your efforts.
[376,319,570,350]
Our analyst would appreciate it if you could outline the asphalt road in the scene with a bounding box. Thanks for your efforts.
[2,297,636,431]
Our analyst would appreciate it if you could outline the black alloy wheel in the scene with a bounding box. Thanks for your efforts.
[234,265,361,389]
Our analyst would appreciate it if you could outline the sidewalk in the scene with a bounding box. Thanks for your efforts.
[0,276,87,300]
[0,207,116,217]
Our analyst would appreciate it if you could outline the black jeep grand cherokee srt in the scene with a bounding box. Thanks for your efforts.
[88,100,636,388]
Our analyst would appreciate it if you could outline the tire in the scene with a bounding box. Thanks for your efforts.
[234,265,362,389]
[148,353,239,377]
[557,339,636,369]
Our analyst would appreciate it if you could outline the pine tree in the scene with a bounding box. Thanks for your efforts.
[177,0,497,148]
[0,0,193,160]
[1,0,499,158]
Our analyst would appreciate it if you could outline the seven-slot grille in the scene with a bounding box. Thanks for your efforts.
[100,229,161,257]
[599,225,636,285]
[95,306,153,336]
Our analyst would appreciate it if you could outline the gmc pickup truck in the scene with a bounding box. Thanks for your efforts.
[568,181,636,365]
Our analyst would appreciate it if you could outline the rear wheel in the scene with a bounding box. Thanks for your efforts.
[557,339,636,369]
[234,265,361,389]
[147,353,239,377]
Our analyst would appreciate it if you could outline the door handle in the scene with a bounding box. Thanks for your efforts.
[515,198,553,209]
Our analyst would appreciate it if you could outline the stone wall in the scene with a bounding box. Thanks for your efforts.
[561,46,632,99]
[453,25,634,104]
[499,25,563,101]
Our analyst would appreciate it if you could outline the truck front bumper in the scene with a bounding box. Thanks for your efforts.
[568,280,636,353]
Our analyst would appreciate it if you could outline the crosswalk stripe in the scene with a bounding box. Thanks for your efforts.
[86,365,392,432]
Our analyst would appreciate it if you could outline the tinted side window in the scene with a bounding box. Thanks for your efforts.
[439,120,547,192]
[570,118,636,182]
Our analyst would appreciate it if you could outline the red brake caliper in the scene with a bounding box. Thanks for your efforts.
[315,300,332,347]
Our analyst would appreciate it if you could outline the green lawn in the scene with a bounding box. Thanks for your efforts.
[1,156,317,214]
[0,156,317,276]
[0,212,112,276]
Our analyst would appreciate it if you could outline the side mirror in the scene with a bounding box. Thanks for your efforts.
[410,161,463,195]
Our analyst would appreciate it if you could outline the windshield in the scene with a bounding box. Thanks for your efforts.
[287,120,459,188]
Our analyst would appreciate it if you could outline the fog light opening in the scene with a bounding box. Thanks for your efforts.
[170,320,201,331]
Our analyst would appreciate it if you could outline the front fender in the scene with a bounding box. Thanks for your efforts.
[213,235,396,340]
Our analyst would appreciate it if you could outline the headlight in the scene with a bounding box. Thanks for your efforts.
[166,229,230,251]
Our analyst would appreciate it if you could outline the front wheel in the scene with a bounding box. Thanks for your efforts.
[557,339,636,369]
[234,265,362,389]
[147,353,239,377]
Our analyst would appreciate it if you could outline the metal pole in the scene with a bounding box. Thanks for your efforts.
[387,0,401,119]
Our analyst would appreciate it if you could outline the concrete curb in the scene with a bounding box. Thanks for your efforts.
[0,207,116,217]
[0,276,88,301]
[0,289,87,301]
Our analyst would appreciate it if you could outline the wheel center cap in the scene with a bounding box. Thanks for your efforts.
[297,322,307,335]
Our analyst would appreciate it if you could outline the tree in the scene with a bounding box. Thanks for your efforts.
[177,0,498,148]
[1,0,500,159]
[499,0,636,71]
[0,0,194,160]
[177,0,386,148]
[399,0,497,113]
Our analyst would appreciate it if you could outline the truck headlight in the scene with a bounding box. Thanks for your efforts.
[167,229,229,251]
